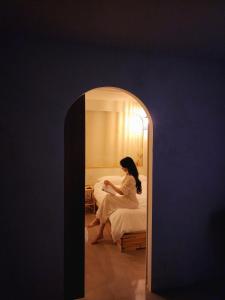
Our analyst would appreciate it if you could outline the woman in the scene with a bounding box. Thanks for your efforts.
[88,156,142,244]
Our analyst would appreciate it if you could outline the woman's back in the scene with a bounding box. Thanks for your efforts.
[121,174,138,202]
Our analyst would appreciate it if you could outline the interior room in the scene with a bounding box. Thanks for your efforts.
[84,87,150,298]
[2,2,225,300]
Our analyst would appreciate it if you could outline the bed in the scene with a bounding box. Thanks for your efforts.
[93,175,147,251]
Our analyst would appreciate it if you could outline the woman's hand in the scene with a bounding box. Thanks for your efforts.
[104,180,112,186]
[104,180,124,195]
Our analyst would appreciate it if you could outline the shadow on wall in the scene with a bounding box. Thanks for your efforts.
[209,208,225,276]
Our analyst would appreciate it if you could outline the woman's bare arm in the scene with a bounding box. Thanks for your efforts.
[104,180,124,195]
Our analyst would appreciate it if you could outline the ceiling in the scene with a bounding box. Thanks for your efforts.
[86,87,136,102]
[2,1,225,56]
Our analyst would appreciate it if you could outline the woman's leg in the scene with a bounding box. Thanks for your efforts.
[91,222,106,244]
[87,217,100,228]
[90,195,112,243]
[87,196,106,228]
[88,196,108,228]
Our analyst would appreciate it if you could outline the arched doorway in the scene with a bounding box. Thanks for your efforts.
[64,87,153,299]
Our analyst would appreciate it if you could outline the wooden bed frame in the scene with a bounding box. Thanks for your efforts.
[93,194,146,252]
[117,231,146,252]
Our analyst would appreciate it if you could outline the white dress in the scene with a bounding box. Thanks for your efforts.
[96,174,139,224]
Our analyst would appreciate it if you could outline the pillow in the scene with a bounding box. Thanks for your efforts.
[97,175,124,185]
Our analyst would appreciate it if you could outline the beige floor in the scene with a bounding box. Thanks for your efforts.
[82,212,165,300]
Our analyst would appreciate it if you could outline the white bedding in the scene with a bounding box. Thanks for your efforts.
[93,175,147,241]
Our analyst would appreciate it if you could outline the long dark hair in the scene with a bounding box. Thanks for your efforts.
[120,156,142,194]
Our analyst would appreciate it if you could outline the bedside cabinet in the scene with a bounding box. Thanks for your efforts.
[85,185,95,213]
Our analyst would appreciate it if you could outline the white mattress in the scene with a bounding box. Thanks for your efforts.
[93,175,147,241]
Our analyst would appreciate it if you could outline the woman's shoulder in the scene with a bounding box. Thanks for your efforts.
[126,174,135,182]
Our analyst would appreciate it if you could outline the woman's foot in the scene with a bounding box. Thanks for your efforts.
[91,232,104,244]
[87,218,100,228]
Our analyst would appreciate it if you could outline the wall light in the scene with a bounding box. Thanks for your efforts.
[129,114,143,135]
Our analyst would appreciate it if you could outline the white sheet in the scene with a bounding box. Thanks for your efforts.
[93,176,147,241]
[109,207,146,241]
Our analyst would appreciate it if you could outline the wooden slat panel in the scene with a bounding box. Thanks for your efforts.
[117,231,146,252]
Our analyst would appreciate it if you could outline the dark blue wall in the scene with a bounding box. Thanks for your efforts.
[1,35,225,299]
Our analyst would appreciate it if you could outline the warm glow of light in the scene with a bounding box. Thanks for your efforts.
[129,114,143,135]
[136,107,147,119]
[132,107,148,132]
